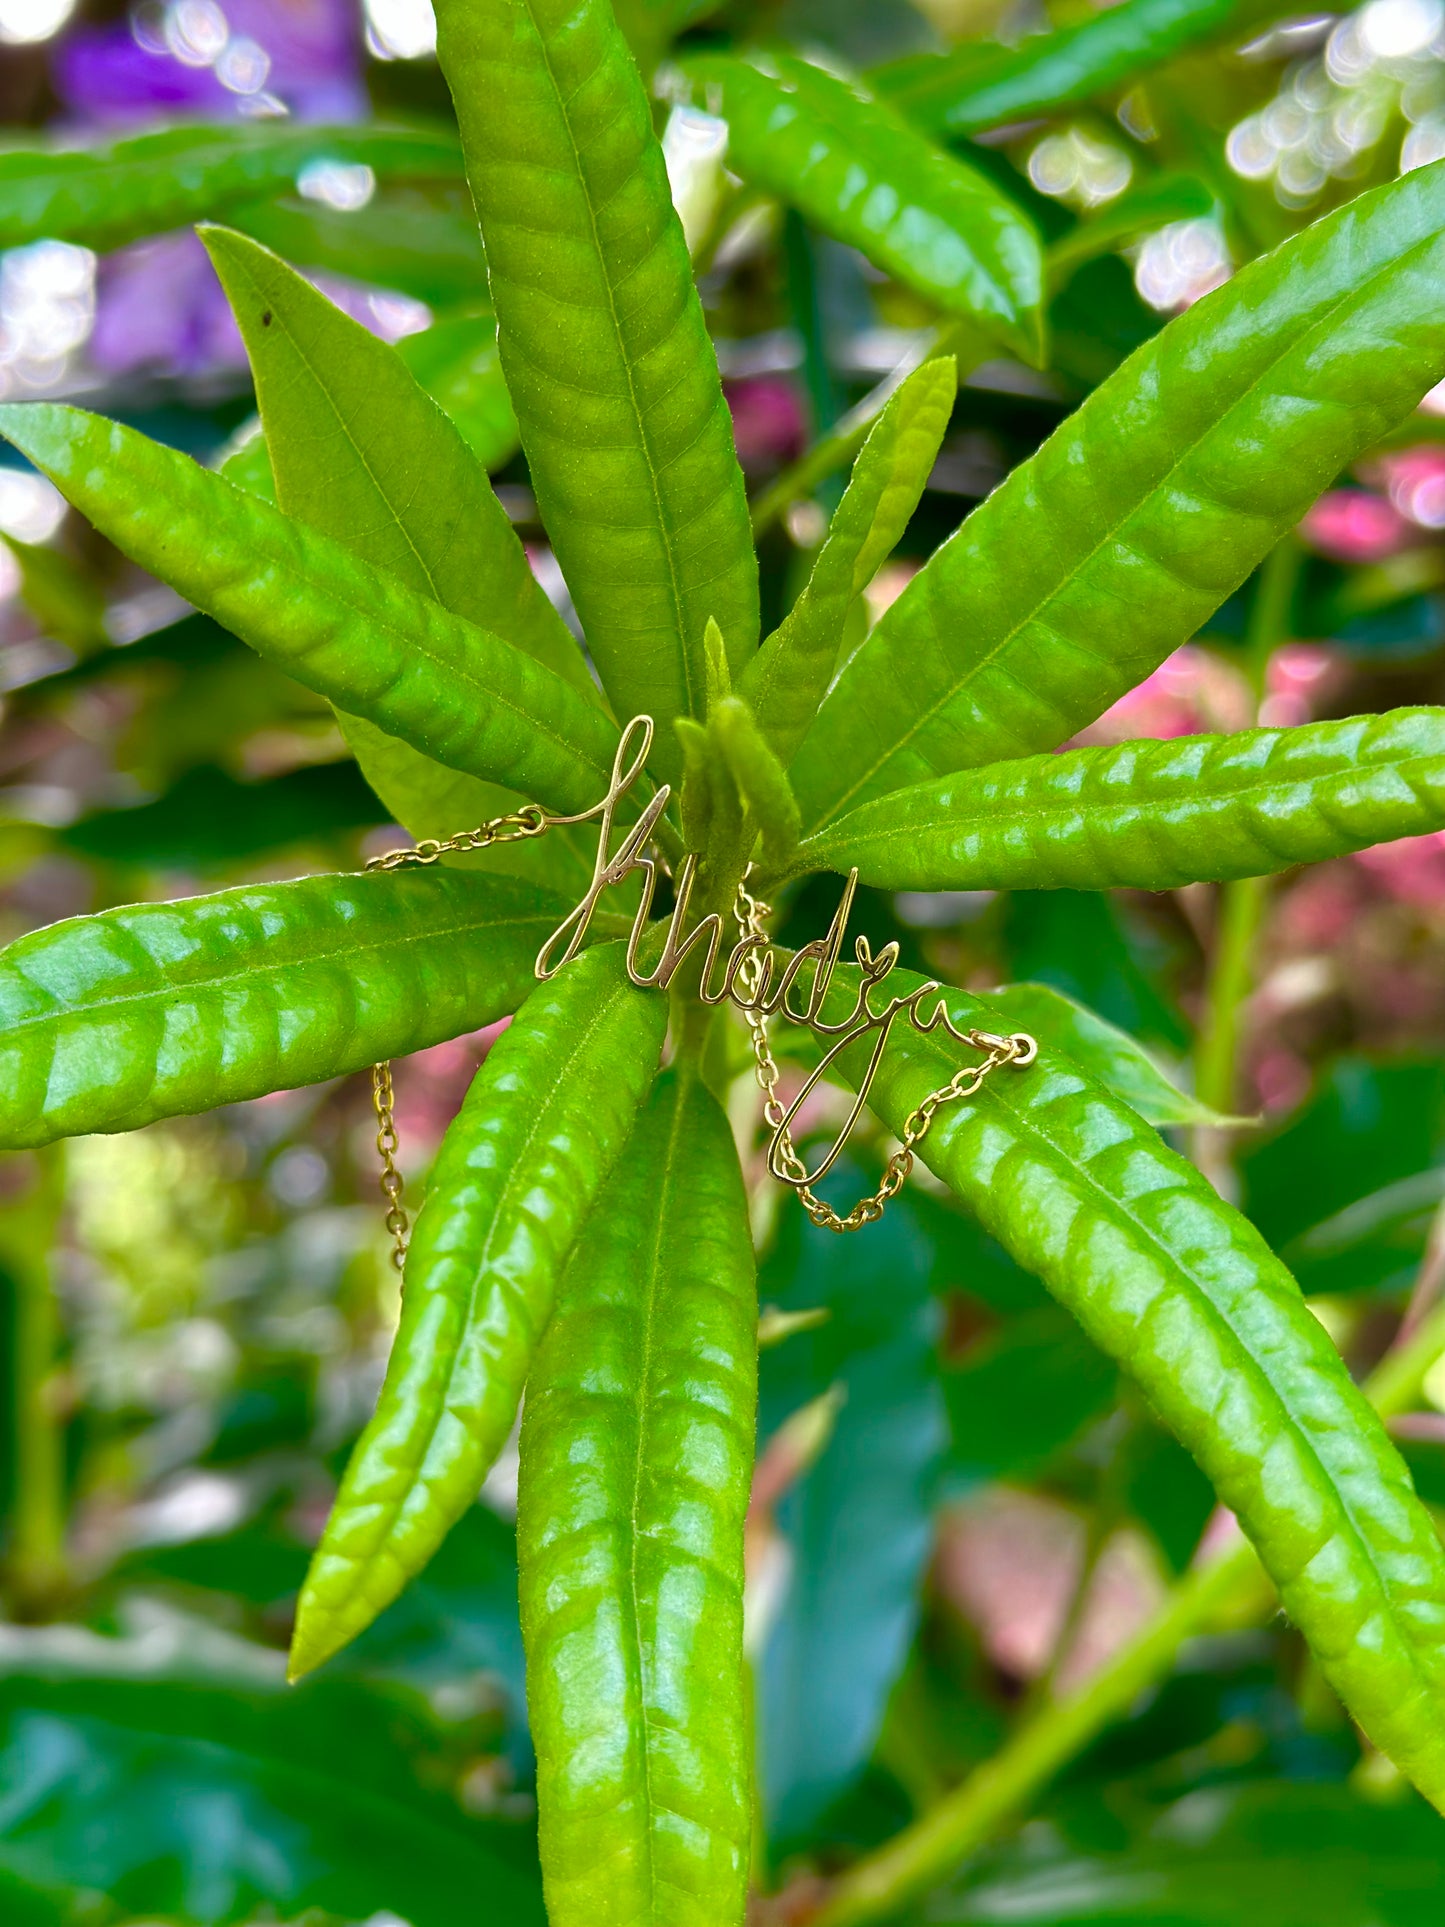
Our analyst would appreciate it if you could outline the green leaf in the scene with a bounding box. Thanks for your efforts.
[0,403,619,817]
[878,0,1261,140]
[823,965,1445,1807]
[291,943,667,1680]
[982,983,1234,1129]
[946,1308,1118,1484]
[799,711,1445,894]
[203,226,594,889]
[683,51,1044,363]
[518,1066,756,1926]
[434,0,759,780]
[0,868,604,1149]
[740,358,956,767]
[918,1780,1445,1926]
[612,0,714,70]
[230,185,488,309]
[0,122,463,253]
[398,312,521,472]
[205,226,575,684]
[61,761,382,869]
[756,1178,947,1846]
[0,1623,545,1927]
[788,161,1445,831]
[711,696,801,868]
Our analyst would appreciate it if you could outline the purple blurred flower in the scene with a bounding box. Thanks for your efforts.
[90,232,247,378]
[725,376,806,468]
[54,0,366,126]
[88,228,427,379]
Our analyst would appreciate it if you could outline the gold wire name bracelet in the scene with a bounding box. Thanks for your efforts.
[366,716,1037,1262]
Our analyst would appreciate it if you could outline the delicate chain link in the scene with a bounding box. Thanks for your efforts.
[363,802,1031,1253]
[363,805,556,1269]
[371,1060,409,1272]
[733,868,1034,1234]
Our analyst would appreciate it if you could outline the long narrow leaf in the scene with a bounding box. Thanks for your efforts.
[0,404,619,816]
[790,160,1445,830]
[683,52,1044,362]
[518,1067,757,1925]
[290,944,666,1679]
[203,226,595,891]
[742,358,956,766]
[0,122,462,253]
[799,709,1445,893]
[0,870,607,1148]
[826,966,1445,1808]
[433,0,759,780]
[878,0,1261,140]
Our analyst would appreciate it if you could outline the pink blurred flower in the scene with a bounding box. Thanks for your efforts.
[936,1488,1165,1691]
[1354,829,1445,909]
[1300,488,1412,563]
[1258,642,1343,729]
[726,376,805,467]
[1380,446,1445,530]
[1070,646,1252,747]
[390,1020,511,1153]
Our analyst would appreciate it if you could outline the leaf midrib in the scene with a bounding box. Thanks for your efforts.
[628,1077,691,1916]
[808,735,1445,858]
[0,902,569,1043]
[524,1,698,720]
[810,219,1445,829]
[902,1002,1445,1708]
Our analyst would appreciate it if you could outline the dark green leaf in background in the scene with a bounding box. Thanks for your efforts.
[757,1178,947,1847]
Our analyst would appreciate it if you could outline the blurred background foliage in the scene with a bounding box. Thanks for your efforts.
[5,0,1445,1920]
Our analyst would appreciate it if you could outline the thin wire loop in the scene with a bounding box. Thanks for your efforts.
[733,869,1035,1234]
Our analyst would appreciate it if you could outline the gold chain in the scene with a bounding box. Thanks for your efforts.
[361,802,1032,1253]
[363,805,557,1268]
[733,869,1036,1234]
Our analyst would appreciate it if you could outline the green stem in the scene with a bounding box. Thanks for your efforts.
[811,1312,1445,1927]
[750,318,983,538]
[6,1154,67,1615]
[1193,872,1268,1124]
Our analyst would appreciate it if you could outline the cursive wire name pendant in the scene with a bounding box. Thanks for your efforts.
[366,715,1036,1252]
[531,718,1038,1230]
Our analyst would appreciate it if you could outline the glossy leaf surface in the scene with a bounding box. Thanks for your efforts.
[801,710,1445,893]
[518,1067,756,1926]
[740,358,956,767]
[790,161,1445,829]
[398,312,521,472]
[291,944,666,1680]
[0,404,619,816]
[434,0,758,779]
[880,0,1257,139]
[0,1625,545,1927]
[0,122,462,252]
[204,227,592,887]
[825,966,1445,1806]
[983,983,1231,1128]
[756,1179,946,1846]
[683,52,1044,361]
[0,869,590,1148]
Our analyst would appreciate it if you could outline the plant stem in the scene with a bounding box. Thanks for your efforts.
[810,1313,1445,1927]
[749,318,984,538]
[4,1151,67,1614]
[1193,871,1268,1125]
